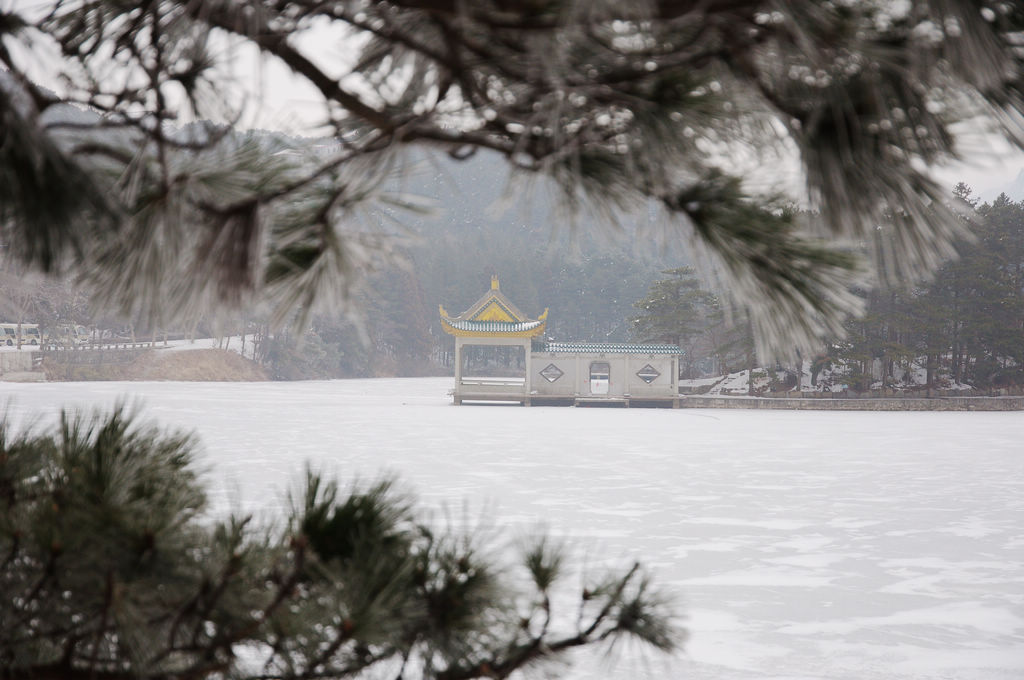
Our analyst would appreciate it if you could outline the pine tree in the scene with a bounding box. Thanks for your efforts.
[975,194,1024,383]
[0,408,680,680]
[2,1,1023,351]
[630,268,715,347]
[826,186,1024,391]
[630,267,718,377]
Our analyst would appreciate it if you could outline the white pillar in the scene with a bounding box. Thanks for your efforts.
[454,337,463,384]
[523,338,532,397]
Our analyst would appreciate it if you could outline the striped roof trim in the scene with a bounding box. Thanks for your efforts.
[533,341,683,355]
[445,319,545,333]
[461,284,529,322]
[469,297,519,322]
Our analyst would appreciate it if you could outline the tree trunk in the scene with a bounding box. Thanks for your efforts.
[747,353,755,396]
[926,353,936,396]
[952,341,962,384]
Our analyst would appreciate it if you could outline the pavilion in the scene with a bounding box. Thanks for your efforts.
[440,277,682,406]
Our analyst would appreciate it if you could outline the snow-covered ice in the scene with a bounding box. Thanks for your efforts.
[1,377,1022,680]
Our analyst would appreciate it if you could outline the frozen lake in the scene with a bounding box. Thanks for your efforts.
[2,378,1022,680]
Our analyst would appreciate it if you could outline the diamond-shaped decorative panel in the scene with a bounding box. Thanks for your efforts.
[636,364,660,384]
[540,363,564,382]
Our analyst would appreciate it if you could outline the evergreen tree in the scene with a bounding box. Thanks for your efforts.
[628,268,760,381]
[630,267,717,377]
[3,1,1023,351]
[827,186,1024,391]
[0,409,679,680]
[630,268,715,347]
[705,310,758,392]
[974,194,1024,382]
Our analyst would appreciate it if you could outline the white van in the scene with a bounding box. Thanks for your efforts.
[47,324,90,345]
[0,323,41,346]
[21,324,41,345]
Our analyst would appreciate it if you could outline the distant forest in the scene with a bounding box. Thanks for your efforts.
[827,186,1024,391]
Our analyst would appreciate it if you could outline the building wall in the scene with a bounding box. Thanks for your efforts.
[530,353,677,398]
[449,336,681,403]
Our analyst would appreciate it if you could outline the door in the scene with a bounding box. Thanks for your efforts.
[589,361,610,395]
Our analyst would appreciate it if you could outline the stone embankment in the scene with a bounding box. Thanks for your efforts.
[0,350,44,382]
[682,395,1024,411]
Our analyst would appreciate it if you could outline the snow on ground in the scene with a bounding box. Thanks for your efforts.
[684,359,980,396]
[1,378,1022,680]
[710,370,750,394]
[156,335,255,357]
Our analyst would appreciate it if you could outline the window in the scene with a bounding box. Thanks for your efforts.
[636,364,661,384]
[461,344,525,378]
[540,363,564,382]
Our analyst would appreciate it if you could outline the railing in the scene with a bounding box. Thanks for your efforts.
[458,377,527,397]
[39,343,155,366]
[40,341,156,352]
[460,376,526,387]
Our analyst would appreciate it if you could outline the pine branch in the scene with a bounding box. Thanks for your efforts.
[177,1,396,132]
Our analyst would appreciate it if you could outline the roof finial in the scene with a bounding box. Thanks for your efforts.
[491,275,499,290]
